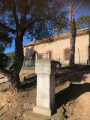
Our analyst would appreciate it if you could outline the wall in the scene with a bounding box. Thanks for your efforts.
[24,34,89,66]
[75,35,89,65]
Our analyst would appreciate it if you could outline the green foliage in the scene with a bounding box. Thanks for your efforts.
[0,30,12,47]
[6,52,15,61]
[0,53,9,68]
[0,29,12,52]
[76,15,90,29]
[61,114,66,120]
[0,29,12,69]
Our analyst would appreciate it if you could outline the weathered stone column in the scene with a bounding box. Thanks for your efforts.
[33,59,56,116]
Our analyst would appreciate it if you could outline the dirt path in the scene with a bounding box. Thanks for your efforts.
[64,73,90,120]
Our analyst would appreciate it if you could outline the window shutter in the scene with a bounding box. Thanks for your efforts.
[47,51,52,59]
[64,48,70,60]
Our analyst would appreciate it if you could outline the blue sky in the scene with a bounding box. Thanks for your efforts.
[4,1,90,53]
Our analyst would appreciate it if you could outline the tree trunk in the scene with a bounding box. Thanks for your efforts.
[9,34,24,90]
[88,34,90,60]
[9,71,21,90]
[69,4,76,67]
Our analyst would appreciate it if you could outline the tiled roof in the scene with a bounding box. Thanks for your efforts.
[24,41,37,47]
[24,28,90,47]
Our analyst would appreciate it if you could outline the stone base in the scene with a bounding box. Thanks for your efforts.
[33,106,52,117]
[23,111,51,120]
[87,60,90,65]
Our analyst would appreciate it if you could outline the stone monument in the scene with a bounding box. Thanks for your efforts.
[33,59,57,116]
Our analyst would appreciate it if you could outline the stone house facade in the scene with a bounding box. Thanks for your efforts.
[23,28,90,66]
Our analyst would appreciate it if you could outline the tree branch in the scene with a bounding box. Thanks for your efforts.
[60,0,69,8]
[28,0,34,11]
[71,0,75,7]
[22,16,52,36]
[20,0,35,36]
[0,23,16,34]
[73,0,85,14]
[10,0,20,28]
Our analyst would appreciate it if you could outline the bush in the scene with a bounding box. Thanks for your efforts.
[0,53,9,69]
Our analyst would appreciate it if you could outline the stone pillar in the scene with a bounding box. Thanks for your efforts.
[33,59,56,116]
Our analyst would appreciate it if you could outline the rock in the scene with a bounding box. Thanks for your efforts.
[0,77,8,84]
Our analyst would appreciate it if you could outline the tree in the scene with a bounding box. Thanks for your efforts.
[0,29,12,68]
[0,0,67,90]
[76,15,90,29]
[60,0,84,66]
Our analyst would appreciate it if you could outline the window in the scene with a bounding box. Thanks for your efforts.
[64,48,70,60]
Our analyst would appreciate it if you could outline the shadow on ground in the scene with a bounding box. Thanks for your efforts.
[55,70,89,83]
[55,83,90,109]
[55,66,90,109]
[21,73,37,90]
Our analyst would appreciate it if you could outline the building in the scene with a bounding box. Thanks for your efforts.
[23,28,90,66]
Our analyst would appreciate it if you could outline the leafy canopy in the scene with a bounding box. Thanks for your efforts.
[0,0,68,40]
[76,15,90,29]
[0,29,12,68]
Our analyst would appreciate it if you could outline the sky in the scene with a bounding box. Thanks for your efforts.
[4,0,90,53]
